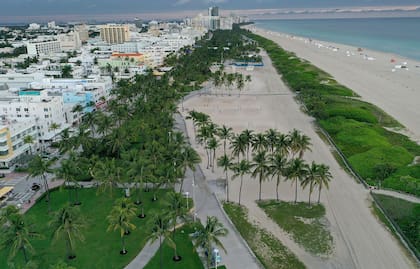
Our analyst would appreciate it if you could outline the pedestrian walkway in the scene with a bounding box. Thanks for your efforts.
[372,189,420,204]
[125,240,160,269]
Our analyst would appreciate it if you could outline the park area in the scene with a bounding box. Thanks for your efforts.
[0,188,204,269]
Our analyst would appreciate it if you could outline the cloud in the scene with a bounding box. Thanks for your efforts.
[174,0,191,6]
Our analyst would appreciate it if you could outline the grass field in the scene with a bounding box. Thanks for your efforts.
[223,202,305,269]
[0,188,182,269]
[143,224,204,269]
[372,194,420,254]
[258,201,333,256]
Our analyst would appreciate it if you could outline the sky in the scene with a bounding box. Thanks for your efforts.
[1,0,419,16]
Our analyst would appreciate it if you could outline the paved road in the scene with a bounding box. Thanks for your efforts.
[174,113,262,269]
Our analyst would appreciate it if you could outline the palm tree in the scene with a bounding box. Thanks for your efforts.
[316,164,333,204]
[265,129,278,154]
[127,156,149,205]
[289,129,311,159]
[217,154,234,202]
[71,104,84,124]
[301,162,319,206]
[49,205,85,260]
[179,147,200,193]
[107,198,137,255]
[251,133,267,154]
[91,158,122,197]
[192,216,228,269]
[236,73,245,97]
[49,123,61,142]
[0,207,41,264]
[285,158,308,204]
[269,152,287,201]
[207,137,219,172]
[231,160,251,205]
[240,129,254,161]
[217,125,233,156]
[147,212,174,269]
[275,133,290,157]
[23,135,35,155]
[230,134,246,163]
[54,153,81,205]
[251,150,270,201]
[164,192,188,261]
[27,155,55,212]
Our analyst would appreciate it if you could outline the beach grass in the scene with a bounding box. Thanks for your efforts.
[0,188,174,269]
[143,224,204,269]
[258,200,333,256]
[223,202,306,269]
[372,194,420,253]
[244,29,420,197]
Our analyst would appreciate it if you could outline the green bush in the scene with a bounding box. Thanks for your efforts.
[349,146,413,180]
[383,165,420,196]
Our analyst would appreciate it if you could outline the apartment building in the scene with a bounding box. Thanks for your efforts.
[0,121,39,172]
[100,24,130,44]
[27,40,62,57]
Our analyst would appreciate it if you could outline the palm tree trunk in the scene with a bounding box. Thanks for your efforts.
[122,235,126,253]
[223,140,226,156]
[205,148,210,169]
[294,179,298,204]
[179,176,184,194]
[226,170,229,202]
[43,175,51,212]
[259,175,262,201]
[22,246,28,263]
[212,149,216,172]
[308,184,312,206]
[159,236,163,269]
[239,175,243,205]
[318,185,322,204]
[66,235,73,258]
[276,175,280,201]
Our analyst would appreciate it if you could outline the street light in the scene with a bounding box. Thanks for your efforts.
[185,191,189,209]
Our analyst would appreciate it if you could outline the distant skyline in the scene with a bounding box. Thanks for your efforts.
[0,1,419,24]
[1,0,420,16]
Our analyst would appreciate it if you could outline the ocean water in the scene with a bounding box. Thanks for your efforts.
[255,17,420,61]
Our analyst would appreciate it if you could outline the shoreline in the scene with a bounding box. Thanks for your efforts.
[245,25,420,143]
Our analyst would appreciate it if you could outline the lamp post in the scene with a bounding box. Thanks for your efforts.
[185,191,189,209]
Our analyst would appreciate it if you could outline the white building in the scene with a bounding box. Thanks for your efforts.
[28,23,41,31]
[58,31,82,52]
[0,121,39,172]
[27,40,61,57]
[74,24,89,42]
[47,21,56,29]
[0,90,68,141]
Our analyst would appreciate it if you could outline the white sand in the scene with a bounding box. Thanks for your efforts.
[247,26,420,143]
[181,50,417,268]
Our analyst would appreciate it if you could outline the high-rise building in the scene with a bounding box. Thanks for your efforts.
[209,6,219,17]
[100,24,130,44]
[74,24,89,42]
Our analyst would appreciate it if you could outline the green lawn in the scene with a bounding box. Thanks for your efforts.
[372,194,420,253]
[223,202,305,269]
[143,224,204,269]
[258,201,333,256]
[0,188,178,269]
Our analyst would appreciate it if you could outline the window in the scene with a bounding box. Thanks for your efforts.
[16,108,20,112]
[25,115,29,118]
[44,108,48,112]
[24,108,29,112]
[45,115,49,118]
[17,115,22,118]
[0,150,8,156]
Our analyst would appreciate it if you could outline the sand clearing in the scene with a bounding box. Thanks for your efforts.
[247,26,420,143]
[181,51,416,269]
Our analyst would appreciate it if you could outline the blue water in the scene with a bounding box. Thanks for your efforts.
[256,17,420,61]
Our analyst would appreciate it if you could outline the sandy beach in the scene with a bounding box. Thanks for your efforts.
[181,49,417,268]
[246,26,420,143]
